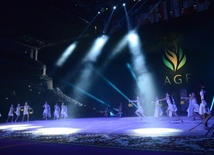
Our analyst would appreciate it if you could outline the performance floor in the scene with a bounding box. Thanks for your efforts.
[0,116,214,155]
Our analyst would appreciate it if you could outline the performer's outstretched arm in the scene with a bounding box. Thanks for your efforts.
[158,98,167,102]
[129,100,137,102]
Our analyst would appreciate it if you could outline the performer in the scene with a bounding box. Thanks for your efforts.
[116,103,122,117]
[6,104,14,123]
[43,102,51,120]
[151,98,163,119]
[159,93,183,123]
[61,103,68,119]
[181,92,203,120]
[22,102,32,122]
[53,103,60,119]
[129,96,146,121]
[104,107,109,117]
[198,83,212,130]
[15,103,22,122]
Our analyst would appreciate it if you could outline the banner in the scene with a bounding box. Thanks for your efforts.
[196,0,209,12]
[170,0,182,18]
[159,1,168,21]
[183,0,195,15]
[149,3,160,23]
[135,7,149,26]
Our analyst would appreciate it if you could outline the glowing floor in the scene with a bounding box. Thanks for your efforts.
[0,116,214,155]
[0,116,213,136]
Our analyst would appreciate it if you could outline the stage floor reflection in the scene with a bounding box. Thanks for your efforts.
[0,116,213,137]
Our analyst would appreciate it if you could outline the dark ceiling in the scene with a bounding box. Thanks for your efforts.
[0,0,149,50]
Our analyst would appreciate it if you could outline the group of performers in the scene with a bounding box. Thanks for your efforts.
[6,102,33,123]
[5,83,212,130]
[129,83,212,130]
[42,102,68,120]
[6,102,68,123]
[103,103,123,117]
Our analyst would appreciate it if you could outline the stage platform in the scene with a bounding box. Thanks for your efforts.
[0,116,214,155]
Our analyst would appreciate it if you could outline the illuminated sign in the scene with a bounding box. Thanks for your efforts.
[163,43,186,72]
[163,43,190,85]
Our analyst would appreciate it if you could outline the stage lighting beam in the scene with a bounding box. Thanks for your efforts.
[210,96,214,111]
[123,3,132,30]
[127,30,157,114]
[83,35,108,62]
[103,6,115,34]
[56,42,77,67]
[92,68,138,108]
[59,78,113,109]
[79,13,100,39]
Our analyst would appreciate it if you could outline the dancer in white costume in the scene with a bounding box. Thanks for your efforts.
[53,103,60,119]
[61,103,68,119]
[22,102,32,122]
[159,93,183,123]
[116,103,122,117]
[6,104,14,123]
[151,98,163,119]
[181,92,203,120]
[187,94,194,117]
[198,83,212,130]
[129,96,146,121]
[104,107,109,117]
[15,103,22,122]
[43,102,51,120]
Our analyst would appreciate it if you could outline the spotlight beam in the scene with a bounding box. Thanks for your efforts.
[116,0,140,32]
[123,4,132,30]
[83,35,109,62]
[126,63,143,93]
[79,13,100,39]
[56,42,77,67]
[127,63,138,82]
[135,0,149,12]
[58,77,116,110]
[92,68,137,108]
[210,96,214,111]
[103,8,115,34]
[127,30,157,114]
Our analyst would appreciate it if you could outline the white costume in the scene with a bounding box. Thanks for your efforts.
[187,97,194,117]
[8,105,14,117]
[192,98,200,113]
[61,103,68,119]
[22,102,32,122]
[104,107,108,117]
[130,96,146,120]
[23,105,30,115]
[6,104,14,122]
[54,103,60,119]
[199,89,210,115]
[15,104,21,122]
[43,102,51,120]
[153,99,163,118]
[182,93,202,120]
[166,97,174,117]
[117,103,122,117]
[15,105,21,117]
